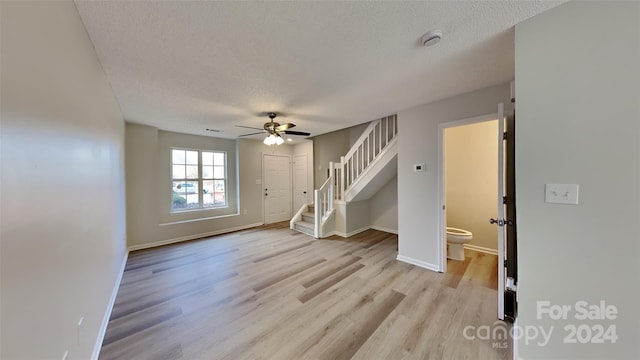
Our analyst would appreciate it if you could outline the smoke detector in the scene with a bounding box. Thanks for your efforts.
[422,29,443,47]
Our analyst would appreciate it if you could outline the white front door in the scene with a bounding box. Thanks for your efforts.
[263,154,291,224]
[292,154,308,213]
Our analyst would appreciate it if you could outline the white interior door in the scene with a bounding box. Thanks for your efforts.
[292,154,308,212]
[263,154,291,224]
[496,103,506,320]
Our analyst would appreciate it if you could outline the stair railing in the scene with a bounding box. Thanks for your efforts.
[339,115,397,200]
[313,162,334,238]
[308,114,397,238]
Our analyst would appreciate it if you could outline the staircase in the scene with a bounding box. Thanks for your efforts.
[292,204,315,236]
[291,115,397,238]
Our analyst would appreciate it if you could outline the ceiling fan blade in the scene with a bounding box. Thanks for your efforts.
[238,131,266,137]
[275,123,296,131]
[283,130,311,136]
[235,125,265,131]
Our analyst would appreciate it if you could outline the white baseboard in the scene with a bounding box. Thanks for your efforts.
[396,255,440,272]
[463,243,498,255]
[92,250,128,360]
[370,225,398,235]
[321,225,397,239]
[127,222,263,251]
[331,225,371,238]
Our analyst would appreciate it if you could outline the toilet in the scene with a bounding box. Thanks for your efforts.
[446,227,472,261]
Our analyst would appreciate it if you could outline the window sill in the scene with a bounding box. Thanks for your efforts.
[170,205,229,215]
[159,211,239,226]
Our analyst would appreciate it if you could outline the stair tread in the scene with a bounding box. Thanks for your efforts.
[302,212,315,217]
[295,220,314,229]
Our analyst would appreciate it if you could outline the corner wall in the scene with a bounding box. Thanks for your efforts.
[515,1,639,358]
[1,2,126,358]
[397,83,511,270]
[125,123,294,249]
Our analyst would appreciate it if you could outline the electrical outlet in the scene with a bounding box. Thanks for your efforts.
[545,184,579,205]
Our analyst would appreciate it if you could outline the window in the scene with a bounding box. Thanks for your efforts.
[171,148,227,211]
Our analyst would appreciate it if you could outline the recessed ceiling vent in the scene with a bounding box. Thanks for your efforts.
[422,29,443,47]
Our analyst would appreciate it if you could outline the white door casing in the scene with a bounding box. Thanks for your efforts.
[263,154,292,224]
[292,154,308,213]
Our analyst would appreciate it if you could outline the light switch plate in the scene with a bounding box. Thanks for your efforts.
[545,184,579,205]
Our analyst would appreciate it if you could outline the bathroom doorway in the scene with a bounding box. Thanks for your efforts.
[438,113,499,277]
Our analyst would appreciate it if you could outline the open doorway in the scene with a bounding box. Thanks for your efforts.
[439,114,499,274]
[437,114,502,306]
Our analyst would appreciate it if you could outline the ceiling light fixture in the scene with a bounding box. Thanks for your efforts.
[264,133,284,146]
[422,29,443,47]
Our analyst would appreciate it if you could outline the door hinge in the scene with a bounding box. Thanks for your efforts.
[503,132,508,140]
[503,196,507,204]
[504,260,508,267]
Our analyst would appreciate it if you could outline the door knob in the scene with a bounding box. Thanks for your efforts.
[490,218,513,226]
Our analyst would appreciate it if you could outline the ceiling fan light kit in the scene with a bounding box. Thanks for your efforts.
[237,112,310,146]
[263,133,284,146]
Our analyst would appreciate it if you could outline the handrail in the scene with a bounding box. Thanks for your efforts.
[313,162,334,238]
[309,114,397,238]
[339,115,397,200]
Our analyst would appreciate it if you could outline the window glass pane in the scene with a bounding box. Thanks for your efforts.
[214,152,224,165]
[186,165,198,179]
[214,191,225,205]
[173,181,199,210]
[214,180,225,193]
[213,166,224,179]
[214,180,225,205]
[202,165,213,179]
[172,181,187,195]
[202,152,213,166]
[172,165,185,179]
[203,180,214,207]
[186,193,199,208]
[172,181,188,210]
[172,149,185,164]
[186,150,198,165]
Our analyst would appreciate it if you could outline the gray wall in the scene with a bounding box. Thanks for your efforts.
[515,1,639,358]
[369,177,398,233]
[397,83,511,269]
[126,122,293,248]
[1,2,127,358]
[313,122,368,188]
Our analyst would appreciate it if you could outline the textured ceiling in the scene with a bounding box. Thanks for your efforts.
[75,1,565,142]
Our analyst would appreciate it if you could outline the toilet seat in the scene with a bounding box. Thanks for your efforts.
[446,227,472,236]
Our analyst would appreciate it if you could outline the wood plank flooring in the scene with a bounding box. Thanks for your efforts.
[99,222,511,359]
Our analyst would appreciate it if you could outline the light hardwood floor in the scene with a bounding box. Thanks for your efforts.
[100,222,511,359]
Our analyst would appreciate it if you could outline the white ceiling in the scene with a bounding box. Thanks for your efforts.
[75,1,565,142]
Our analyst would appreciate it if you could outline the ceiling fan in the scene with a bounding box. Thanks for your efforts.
[236,112,311,145]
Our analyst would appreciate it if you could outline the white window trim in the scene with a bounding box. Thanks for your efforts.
[170,147,228,213]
